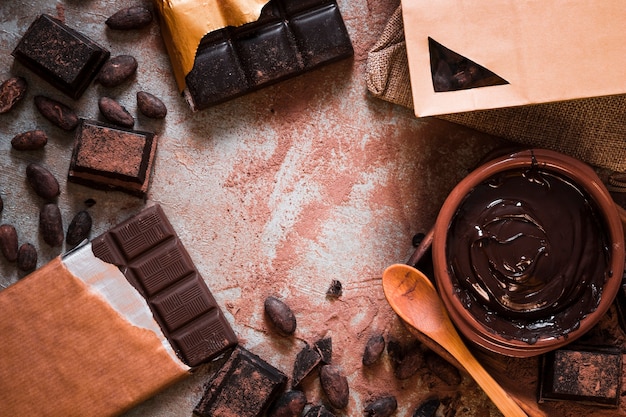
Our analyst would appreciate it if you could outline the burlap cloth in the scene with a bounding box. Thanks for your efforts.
[366,6,626,173]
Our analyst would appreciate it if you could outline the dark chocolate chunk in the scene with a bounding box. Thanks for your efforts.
[388,339,423,380]
[362,333,385,366]
[364,395,397,417]
[303,404,336,417]
[538,345,622,407]
[183,0,353,111]
[265,295,297,336]
[91,204,238,366]
[68,119,158,198]
[267,389,307,417]
[194,346,287,417]
[12,14,109,99]
[314,337,332,364]
[292,342,322,387]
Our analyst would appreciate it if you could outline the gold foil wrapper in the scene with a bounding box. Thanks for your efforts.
[153,0,270,91]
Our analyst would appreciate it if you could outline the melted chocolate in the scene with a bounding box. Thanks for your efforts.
[446,166,611,343]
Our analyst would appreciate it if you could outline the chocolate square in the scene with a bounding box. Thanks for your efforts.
[538,345,622,407]
[68,119,157,198]
[12,14,109,99]
[91,204,238,367]
[183,0,352,111]
[194,346,287,417]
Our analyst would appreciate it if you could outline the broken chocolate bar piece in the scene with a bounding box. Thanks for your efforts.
[91,204,238,366]
[12,14,109,99]
[538,345,622,407]
[194,346,287,417]
[184,0,353,111]
[68,119,157,198]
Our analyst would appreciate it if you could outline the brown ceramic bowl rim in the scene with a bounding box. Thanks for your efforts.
[432,149,625,357]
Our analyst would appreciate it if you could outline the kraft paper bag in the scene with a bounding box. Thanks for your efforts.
[402,0,626,117]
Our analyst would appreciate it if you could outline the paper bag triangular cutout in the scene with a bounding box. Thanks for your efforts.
[428,37,508,92]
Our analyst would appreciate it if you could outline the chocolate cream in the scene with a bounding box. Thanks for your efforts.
[446,164,612,344]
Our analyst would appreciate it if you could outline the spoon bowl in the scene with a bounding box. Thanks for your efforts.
[382,263,528,417]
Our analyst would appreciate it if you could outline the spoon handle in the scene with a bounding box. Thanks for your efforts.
[444,334,528,417]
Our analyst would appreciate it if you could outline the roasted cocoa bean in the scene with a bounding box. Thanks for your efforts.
[34,95,79,131]
[40,203,64,247]
[97,55,138,87]
[98,97,134,127]
[264,295,297,335]
[362,333,385,366]
[26,163,60,200]
[412,398,441,417]
[268,390,307,417]
[11,129,48,151]
[424,351,462,386]
[364,396,397,417]
[137,91,167,119]
[17,243,37,272]
[66,210,92,246]
[0,224,18,262]
[106,6,153,30]
[0,76,27,114]
[326,279,342,298]
[319,365,349,409]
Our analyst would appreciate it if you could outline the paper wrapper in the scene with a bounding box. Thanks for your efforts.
[153,0,270,91]
[402,0,626,117]
[0,244,190,417]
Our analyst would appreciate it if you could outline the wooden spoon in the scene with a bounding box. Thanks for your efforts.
[382,263,528,417]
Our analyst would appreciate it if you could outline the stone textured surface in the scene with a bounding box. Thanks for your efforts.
[2,1,621,417]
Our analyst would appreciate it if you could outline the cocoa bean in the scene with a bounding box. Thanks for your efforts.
[17,243,37,272]
[106,6,153,30]
[0,76,27,114]
[362,333,385,366]
[268,390,307,417]
[137,91,167,119]
[319,365,349,409]
[34,95,79,131]
[97,55,138,87]
[412,398,440,417]
[39,203,64,247]
[0,224,18,262]
[364,396,397,417]
[26,163,60,200]
[264,295,297,336]
[11,129,48,151]
[66,210,92,246]
[98,97,134,128]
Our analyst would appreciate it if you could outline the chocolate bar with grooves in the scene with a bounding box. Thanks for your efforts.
[91,204,238,367]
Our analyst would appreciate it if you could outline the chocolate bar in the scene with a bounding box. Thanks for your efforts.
[194,346,288,417]
[12,14,109,99]
[68,119,157,198]
[183,0,353,111]
[538,345,622,407]
[92,204,238,366]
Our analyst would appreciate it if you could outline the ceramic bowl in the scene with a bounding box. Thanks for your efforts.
[432,149,624,357]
